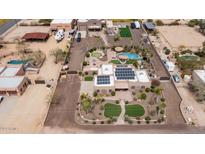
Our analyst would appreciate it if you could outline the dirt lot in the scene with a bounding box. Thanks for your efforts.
[157,25,205,50]
[0,29,68,133]
[2,25,50,42]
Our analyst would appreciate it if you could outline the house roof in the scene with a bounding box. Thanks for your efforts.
[22,32,49,40]
[0,76,24,89]
[51,19,73,24]
[194,70,205,83]
[0,66,21,77]
[144,22,155,30]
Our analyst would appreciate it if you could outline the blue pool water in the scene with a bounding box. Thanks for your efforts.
[119,52,143,60]
[8,60,27,64]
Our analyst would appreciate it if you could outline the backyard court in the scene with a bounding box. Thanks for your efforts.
[157,25,205,50]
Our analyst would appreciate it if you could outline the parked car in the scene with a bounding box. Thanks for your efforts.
[0,96,4,104]
[173,74,180,83]
[130,22,136,29]
[76,33,81,42]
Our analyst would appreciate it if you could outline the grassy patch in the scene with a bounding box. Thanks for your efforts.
[125,104,145,117]
[84,76,94,81]
[119,26,132,37]
[91,52,102,58]
[104,103,121,118]
[109,60,121,64]
[82,99,91,112]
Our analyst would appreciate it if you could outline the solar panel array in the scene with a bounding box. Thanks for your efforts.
[115,67,135,80]
[97,75,111,85]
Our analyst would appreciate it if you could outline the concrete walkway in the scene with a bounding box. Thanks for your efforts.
[100,31,110,47]
[116,100,125,125]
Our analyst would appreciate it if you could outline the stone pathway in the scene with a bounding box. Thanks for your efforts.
[116,99,125,125]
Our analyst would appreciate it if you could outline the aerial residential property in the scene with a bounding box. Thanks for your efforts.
[0,19,205,133]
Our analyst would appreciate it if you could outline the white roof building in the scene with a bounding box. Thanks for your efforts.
[0,77,24,89]
[134,21,140,28]
[193,70,205,83]
[98,64,114,75]
[135,70,150,82]
[165,61,175,72]
[0,67,21,77]
[51,19,73,24]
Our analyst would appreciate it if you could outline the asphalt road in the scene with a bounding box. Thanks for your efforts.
[0,19,21,36]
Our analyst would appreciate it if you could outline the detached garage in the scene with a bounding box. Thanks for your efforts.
[0,76,29,96]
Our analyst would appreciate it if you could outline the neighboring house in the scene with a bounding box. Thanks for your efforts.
[0,65,29,96]
[50,19,74,31]
[192,70,205,86]
[143,22,156,31]
[87,19,102,31]
[94,64,150,94]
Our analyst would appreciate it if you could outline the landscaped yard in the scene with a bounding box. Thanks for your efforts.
[84,75,94,81]
[125,104,145,117]
[91,51,102,58]
[119,26,132,37]
[104,103,122,118]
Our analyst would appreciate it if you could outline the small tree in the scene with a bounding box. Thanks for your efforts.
[151,79,161,87]
[93,91,98,97]
[111,91,116,96]
[51,48,66,63]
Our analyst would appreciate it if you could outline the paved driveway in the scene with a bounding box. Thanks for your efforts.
[0,19,20,36]
[69,37,104,71]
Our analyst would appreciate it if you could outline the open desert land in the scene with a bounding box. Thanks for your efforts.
[157,25,205,50]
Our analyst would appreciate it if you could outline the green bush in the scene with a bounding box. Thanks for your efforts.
[111,91,116,96]
[93,91,98,97]
[145,87,150,93]
[115,100,120,104]
[140,93,147,100]
[160,97,165,102]
[145,116,151,121]
[86,52,90,57]
[125,101,129,104]
[83,61,88,66]
[160,110,165,114]
[84,76,93,81]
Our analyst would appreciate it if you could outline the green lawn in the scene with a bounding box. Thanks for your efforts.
[125,104,145,117]
[84,75,94,81]
[104,103,122,118]
[91,52,102,58]
[109,60,121,64]
[119,26,132,37]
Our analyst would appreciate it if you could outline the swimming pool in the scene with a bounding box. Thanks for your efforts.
[118,52,142,60]
[8,60,27,64]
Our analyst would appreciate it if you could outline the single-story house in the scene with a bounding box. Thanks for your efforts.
[0,76,29,96]
[87,19,102,31]
[192,70,205,86]
[0,65,28,96]
[22,32,49,41]
[143,22,156,31]
[50,19,74,31]
[94,64,150,93]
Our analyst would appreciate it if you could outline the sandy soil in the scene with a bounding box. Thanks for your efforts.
[2,26,50,42]
[0,33,68,133]
[157,25,205,50]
